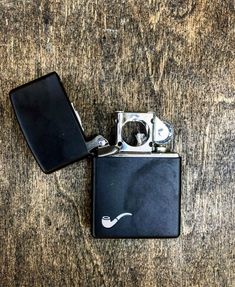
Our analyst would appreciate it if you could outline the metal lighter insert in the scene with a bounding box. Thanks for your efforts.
[10,72,181,239]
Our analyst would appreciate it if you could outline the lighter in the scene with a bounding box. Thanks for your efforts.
[10,72,181,238]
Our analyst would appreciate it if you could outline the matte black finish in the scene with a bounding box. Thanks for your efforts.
[10,72,88,173]
[93,156,181,238]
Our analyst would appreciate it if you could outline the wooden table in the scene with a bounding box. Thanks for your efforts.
[0,1,234,286]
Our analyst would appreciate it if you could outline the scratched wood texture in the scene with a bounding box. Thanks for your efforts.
[0,0,234,286]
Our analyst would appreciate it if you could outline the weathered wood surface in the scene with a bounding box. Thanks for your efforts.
[0,1,234,286]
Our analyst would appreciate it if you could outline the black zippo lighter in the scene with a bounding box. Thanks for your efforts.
[10,72,181,238]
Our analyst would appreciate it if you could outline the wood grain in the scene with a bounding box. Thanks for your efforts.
[0,0,234,286]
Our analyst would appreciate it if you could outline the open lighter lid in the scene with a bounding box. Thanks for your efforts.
[10,72,89,173]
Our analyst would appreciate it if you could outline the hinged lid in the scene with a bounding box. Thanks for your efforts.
[10,72,89,173]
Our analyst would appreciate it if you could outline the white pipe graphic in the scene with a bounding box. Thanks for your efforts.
[101,213,132,228]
